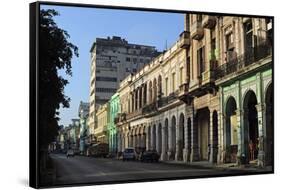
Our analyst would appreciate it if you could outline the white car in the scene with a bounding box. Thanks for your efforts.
[122,148,136,161]
[66,149,75,157]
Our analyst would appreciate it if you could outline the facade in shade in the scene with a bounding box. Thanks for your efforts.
[108,93,120,155]
[114,14,272,167]
[89,36,161,143]
[78,101,90,154]
[95,103,109,144]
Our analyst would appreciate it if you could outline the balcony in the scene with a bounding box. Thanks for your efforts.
[214,40,272,80]
[179,31,191,48]
[126,109,142,120]
[191,21,204,40]
[142,102,157,115]
[201,59,217,85]
[177,83,193,104]
[159,91,179,107]
[202,15,216,29]
[114,113,127,124]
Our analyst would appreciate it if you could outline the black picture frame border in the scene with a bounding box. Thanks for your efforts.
[29,1,274,189]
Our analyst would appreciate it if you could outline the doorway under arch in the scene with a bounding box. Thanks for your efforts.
[243,90,258,163]
[177,113,185,160]
[265,83,273,165]
[212,110,218,163]
[225,96,238,163]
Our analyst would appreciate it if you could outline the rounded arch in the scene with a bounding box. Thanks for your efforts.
[157,123,162,153]
[224,95,238,114]
[152,124,157,150]
[170,116,177,160]
[164,118,169,154]
[242,89,258,162]
[265,82,273,165]
[242,88,257,107]
[224,96,238,163]
[177,113,185,160]
[212,110,218,163]
[264,82,272,103]
[187,117,191,151]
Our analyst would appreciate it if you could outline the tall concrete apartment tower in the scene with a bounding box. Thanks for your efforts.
[89,36,160,141]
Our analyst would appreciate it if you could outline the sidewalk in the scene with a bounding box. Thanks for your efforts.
[161,160,272,172]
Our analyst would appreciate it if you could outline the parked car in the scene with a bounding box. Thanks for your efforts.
[66,149,75,158]
[140,150,160,162]
[122,148,137,161]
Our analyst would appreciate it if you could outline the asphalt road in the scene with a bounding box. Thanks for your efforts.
[50,153,269,186]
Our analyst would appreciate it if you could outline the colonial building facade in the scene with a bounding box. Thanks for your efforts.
[94,103,109,144]
[108,93,120,155]
[114,14,272,167]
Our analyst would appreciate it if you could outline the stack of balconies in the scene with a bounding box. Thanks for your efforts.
[191,20,204,40]
[179,31,191,48]
[202,15,216,29]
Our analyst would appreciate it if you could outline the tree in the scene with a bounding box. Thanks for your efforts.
[39,9,78,149]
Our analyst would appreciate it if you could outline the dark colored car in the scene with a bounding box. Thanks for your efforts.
[140,150,160,162]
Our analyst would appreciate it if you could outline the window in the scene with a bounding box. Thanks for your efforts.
[211,29,216,60]
[96,77,117,82]
[226,32,234,51]
[96,88,117,93]
[243,20,253,52]
[125,68,130,72]
[172,73,176,92]
[165,78,168,95]
[126,57,130,62]
[197,46,205,74]
[133,58,137,62]
[180,67,184,85]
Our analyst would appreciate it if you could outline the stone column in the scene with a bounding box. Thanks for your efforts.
[161,126,168,161]
[131,92,134,112]
[168,125,173,160]
[240,109,248,164]
[145,127,150,151]
[175,125,181,161]
[209,111,214,163]
[139,87,142,109]
[256,103,265,167]
[135,89,138,111]
[190,114,199,162]
[150,126,155,150]
[235,109,242,165]
[183,117,189,163]
[142,84,146,106]
[156,125,162,154]
[117,133,121,153]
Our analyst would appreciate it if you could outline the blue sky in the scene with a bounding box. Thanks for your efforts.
[41,5,184,126]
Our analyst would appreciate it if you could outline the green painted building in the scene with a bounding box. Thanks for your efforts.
[216,43,272,167]
[108,93,120,155]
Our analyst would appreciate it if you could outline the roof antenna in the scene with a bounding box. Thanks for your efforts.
[165,39,168,51]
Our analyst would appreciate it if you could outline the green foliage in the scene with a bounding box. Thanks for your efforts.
[39,9,78,148]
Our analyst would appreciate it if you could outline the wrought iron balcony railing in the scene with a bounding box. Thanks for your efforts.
[160,91,179,107]
[214,40,272,80]
[142,102,157,115]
